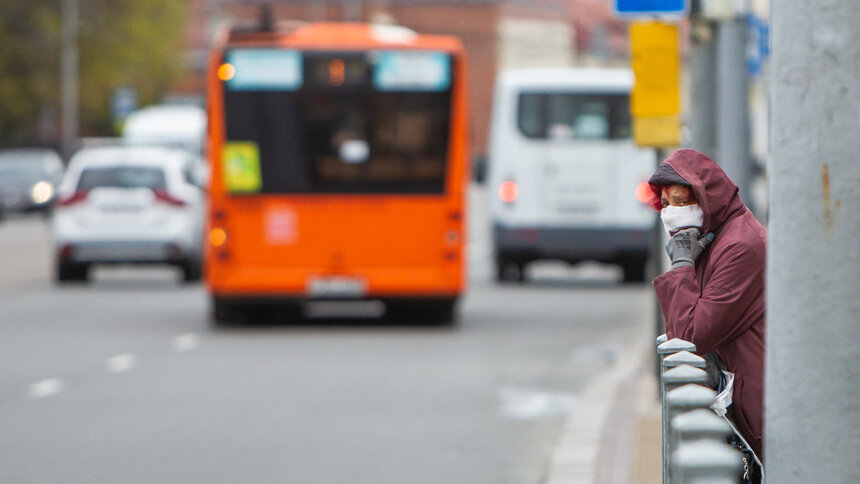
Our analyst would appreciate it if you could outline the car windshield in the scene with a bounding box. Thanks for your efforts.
[76,166,167,191]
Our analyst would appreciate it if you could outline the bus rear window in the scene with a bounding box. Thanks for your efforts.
[222,51,452,195]
[517,92,631,141]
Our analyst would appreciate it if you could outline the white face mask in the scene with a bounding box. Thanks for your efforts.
[661,204,704,234]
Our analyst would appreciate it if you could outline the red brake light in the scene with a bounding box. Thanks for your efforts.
[57,191,88,207]
[499,181,519,204]
[153,190,187,207]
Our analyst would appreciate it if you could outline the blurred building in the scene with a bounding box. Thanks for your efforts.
[176,0,630,159]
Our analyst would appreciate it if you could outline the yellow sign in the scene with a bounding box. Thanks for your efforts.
[630,21,680,147]
[634,115,681,147]
[222,141,262,193]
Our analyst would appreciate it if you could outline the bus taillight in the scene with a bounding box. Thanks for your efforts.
[210,227,228,247]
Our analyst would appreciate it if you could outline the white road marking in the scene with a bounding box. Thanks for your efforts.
[29,378,64,399]
[106,353,137,374]
[172,333,200,353]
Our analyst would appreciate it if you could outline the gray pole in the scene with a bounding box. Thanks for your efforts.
[715,17,751,210]
[60,0,79,159]
[767,1,860,482]
[687,18,717,158]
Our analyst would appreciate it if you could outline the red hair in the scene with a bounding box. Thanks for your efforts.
[646,183,664,211]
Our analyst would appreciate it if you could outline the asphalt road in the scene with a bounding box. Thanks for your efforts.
[0,188,652,484]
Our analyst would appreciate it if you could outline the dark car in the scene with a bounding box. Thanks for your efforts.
[0,148,65,216]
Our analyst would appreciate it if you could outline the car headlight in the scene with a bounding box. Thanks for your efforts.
[31,181,54,204]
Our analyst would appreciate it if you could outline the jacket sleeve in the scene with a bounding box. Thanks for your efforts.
[652,241,764,355]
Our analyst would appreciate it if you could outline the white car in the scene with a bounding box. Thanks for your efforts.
[52,146,205,283]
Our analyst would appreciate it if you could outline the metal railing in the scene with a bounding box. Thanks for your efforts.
[657,334,745,483]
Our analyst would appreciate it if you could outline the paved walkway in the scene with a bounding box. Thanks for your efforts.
[543,320,662,484]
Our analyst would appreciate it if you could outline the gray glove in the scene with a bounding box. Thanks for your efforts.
[665,228,715,269]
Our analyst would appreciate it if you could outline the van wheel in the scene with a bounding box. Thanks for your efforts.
[56,261,89,283]
[622,257,647,283]
[496,259,526,283]
[181,258,202,283]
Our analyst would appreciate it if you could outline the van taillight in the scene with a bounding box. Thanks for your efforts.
[57,191,88,207]
[153,190,187,207]
[635,182,653,204]
[499,181,519,204]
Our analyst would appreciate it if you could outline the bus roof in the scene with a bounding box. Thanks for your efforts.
[497,67,634,92]
[219,22,464,53]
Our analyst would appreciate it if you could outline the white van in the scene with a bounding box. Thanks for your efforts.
[122,104,206,156]
[487,68,657,283]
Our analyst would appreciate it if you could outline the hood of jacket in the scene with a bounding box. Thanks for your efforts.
[652,149,746,235]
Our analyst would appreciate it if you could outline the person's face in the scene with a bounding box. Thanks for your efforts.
[660,184,696,208]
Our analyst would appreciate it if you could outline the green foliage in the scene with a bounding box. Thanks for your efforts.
[0,0,189,145]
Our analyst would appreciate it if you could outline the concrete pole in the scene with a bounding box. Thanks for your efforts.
[687,19,717,158]
[716,17,751,211]
[767,1,860,482]
[60,0,79,159]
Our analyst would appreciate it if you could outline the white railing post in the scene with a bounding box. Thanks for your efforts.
[656,338,697,484]
[665,384,717,483]
[671,408,733,446]
[672,439,743,484]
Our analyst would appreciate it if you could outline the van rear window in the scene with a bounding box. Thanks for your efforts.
[517,92,631,140]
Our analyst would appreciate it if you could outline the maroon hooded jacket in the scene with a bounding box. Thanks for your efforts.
[651,149,767,458]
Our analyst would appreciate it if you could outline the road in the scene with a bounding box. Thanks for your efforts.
[0,187,653,484]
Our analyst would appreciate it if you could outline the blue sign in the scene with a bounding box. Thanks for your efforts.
[373,51,451,92]
[746,14,770,77]
[615,0,687,16]
[111,87,138,122]
[226,49,303,91]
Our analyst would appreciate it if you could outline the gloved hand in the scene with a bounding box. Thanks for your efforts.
[665,228,715,269]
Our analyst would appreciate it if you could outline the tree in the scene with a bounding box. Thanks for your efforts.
[0,0,189,146]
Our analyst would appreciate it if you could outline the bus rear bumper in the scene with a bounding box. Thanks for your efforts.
[206,265,464,300]
[210,294,459,323]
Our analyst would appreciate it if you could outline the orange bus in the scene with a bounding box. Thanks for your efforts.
[204,21,470,324]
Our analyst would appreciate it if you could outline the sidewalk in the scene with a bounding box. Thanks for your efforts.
[542,328,662,484]
[630,372,662,484]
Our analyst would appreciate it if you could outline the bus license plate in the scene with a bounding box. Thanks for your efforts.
[306,277,367,298]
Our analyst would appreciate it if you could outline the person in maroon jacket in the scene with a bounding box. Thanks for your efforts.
[647,148,767,460]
